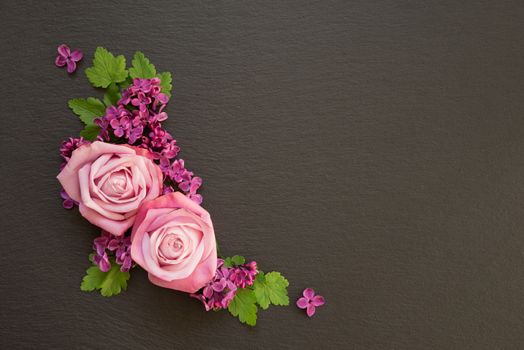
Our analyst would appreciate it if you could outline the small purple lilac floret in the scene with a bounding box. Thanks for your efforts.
[60,188,77,209]
[92,231,133,272]
[191,258,259,311]
[296,288,325,317]
[59,137,89,163]
[228,261,258,288]
[55,44,83,73]
[59,137,89,208]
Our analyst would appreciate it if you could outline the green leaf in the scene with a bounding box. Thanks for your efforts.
[80,266,105,292]
[68,98,106,125]
[85,47,128,88]
[119,76,133,89]
[228,288,258,326]
[80,261,130,297]
[103,83,121,107]
[158,71,172,97]
[253,271,289,310]
[129,51,157,79]
[80,124,101,141]
[223,255,246,267]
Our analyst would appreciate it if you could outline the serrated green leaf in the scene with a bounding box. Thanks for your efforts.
[223,255,246,268]
[80,260,130,297]
[253,271,289,310]
[129,51,157,79]
[103,83,121,107]
[228,288,258,326]
[85,47,128,88]
[80,124,101,141]
[80,265,105,292]
[232,255,245,265]
[68,98,106,125]
[119,76,133,89]
[158,71,172,97]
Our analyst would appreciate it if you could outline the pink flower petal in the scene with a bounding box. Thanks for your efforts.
[57,44,70,57]
[311,295,325,307]
[55,55,67,67]
[303,288,315,299]
[66,59,77,73]
[296,297,309,309]
[70,50,83,62]
[306,305,316,317]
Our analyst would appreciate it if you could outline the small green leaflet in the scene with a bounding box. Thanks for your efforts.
[223,255,246,267]
[129,51,157,79]
[80,260,130,297]
[85,47,128,88]
[228,288,258,326]
[103,83,121,107]
[158,71,172,97]
[68,98,105,125]
[80,124,101,141]
[253,271,289,309]
[119,76,133,89]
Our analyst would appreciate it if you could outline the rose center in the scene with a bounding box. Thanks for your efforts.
[99,170,129,197]
[159,234,185,260]
[109,172,127,194]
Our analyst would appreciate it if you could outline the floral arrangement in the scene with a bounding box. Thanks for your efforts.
[56,45,324,326]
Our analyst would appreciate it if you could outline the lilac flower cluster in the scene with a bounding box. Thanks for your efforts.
[94,78,203,203]
[59,137,89,168]
[59,137,89,208]
[229,261,258,288]
[191,259,258,311]
[160,159,203,204]
[92,231,132,272]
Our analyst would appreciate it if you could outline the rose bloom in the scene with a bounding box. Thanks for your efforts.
[57,141,163,236]
[130,192,217,293]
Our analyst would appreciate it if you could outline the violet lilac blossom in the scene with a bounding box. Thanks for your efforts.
[296,288,325,317]
[55,44,83,73]
[191,258,259,310]
[92,231,133,272]
[93,77,203,203]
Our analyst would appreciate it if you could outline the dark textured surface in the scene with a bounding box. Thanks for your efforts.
[1,0,524,348]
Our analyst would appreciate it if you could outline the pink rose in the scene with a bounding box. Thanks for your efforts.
[130,192,217,293]
[57,141,163,236]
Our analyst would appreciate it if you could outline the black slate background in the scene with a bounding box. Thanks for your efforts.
[1,0,524,349]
